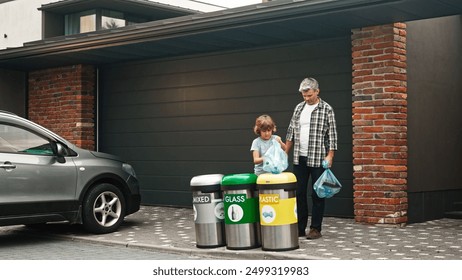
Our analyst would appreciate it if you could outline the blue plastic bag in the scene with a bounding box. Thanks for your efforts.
[262,138,288,174]
[314,168,342,198]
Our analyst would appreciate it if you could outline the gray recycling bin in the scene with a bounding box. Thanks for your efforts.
[257,172,299,251]
[190,174,226,248]
[221,173,261,250]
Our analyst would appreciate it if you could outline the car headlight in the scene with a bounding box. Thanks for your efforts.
[122,163,137,178]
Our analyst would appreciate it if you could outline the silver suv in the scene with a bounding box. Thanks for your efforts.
[0,111,140,233]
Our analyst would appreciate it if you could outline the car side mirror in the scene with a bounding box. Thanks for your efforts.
[56,143,67,157]
[50,142,68,161]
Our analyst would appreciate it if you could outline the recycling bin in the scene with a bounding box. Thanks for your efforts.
[257,172,299,251]
[190,174,226,248]
[221,173,261,250]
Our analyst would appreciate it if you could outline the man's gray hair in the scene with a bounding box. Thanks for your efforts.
[299,77,319,92]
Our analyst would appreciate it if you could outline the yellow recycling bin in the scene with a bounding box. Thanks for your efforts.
[257,172,299,251]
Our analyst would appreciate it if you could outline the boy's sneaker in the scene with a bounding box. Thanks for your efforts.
[306,228,322,239]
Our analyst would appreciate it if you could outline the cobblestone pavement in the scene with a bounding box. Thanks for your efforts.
[0,230,205,260]
[3,206,462,260]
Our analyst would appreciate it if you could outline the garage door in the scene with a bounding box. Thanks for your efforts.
[99,37,353,217]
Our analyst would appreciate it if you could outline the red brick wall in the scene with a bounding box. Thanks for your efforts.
[28,65,96,150]
[351,23,408,226]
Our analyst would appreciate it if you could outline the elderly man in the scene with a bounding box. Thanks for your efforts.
[285,77,338,239]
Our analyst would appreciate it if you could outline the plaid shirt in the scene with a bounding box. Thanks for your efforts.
[286,99,338,167]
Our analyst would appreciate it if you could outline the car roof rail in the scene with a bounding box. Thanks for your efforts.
[0,110,18,116]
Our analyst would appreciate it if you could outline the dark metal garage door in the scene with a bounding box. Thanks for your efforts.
[99,37,353,217]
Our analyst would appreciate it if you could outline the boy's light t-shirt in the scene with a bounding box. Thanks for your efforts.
[250,135,278,175]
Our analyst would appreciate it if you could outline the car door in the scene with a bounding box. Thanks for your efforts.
[0,123,78,217]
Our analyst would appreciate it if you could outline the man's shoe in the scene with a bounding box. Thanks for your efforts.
[306,228,322,239]
[298,231,306,237]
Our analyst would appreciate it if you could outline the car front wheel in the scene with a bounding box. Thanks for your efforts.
[82,183,126,234]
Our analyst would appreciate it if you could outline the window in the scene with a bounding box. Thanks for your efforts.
[102,10,125,30]
[65,10,96,35]
[0,124,53,155]
[80,14,96,33]
[64,9,147,35]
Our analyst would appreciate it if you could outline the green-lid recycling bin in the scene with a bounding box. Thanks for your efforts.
[221,173,261,250]
[257,172,299,251]
[190,174,225,248]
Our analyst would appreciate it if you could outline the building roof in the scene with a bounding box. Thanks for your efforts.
[1,0,461,70]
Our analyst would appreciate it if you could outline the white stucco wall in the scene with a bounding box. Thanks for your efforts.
[0,0,49,50]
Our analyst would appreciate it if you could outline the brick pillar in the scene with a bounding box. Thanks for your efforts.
[28,65,96,150]
[351,23,408,226]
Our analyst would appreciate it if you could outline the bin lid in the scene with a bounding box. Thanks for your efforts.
[221,173,257,191]
[190,174,224,192]
[257,172,297,190]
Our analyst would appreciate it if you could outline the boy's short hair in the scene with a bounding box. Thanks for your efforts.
[254,114,277,135]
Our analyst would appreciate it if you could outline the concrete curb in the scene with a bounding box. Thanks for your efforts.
[56,233,324,260]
